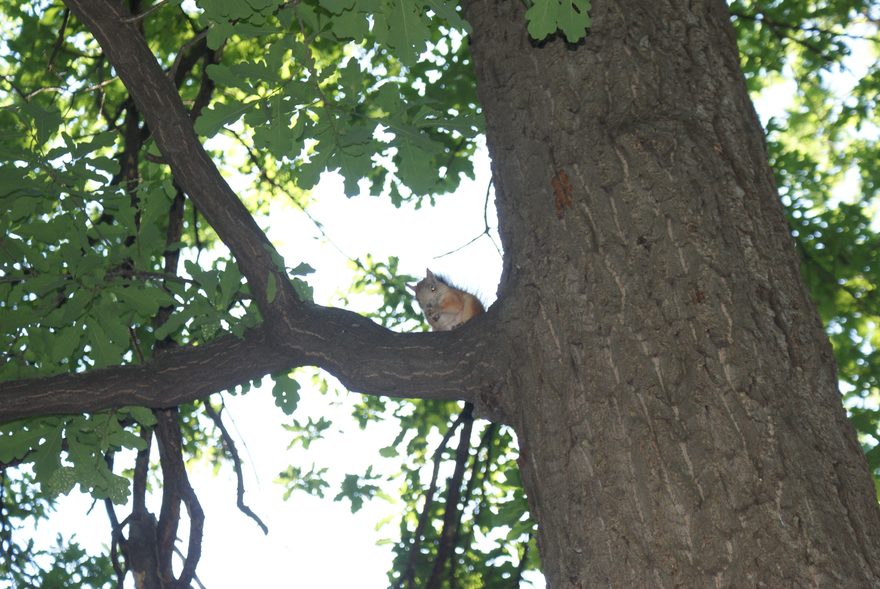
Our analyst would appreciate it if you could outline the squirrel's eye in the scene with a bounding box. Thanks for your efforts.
[431,286,436,291]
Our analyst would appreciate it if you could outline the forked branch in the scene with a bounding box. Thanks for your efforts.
[0,0,501,425]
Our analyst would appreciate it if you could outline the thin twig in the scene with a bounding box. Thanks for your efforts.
[730,8,880,43]
[129,326,146,364]
[74,76,121,96]
[2,67,120,103]
[169,28,210,83]
[0,75,27,101]
[483,178,503,256]
[122,0,174,23]
[203,401,270,534]
[434,178,502,259]
[46,8,71,72]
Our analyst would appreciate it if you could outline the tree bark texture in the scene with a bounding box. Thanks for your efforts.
[462,0,880,586]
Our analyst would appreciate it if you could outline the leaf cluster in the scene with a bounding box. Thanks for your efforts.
[1,470,113,588]
[525,0,592,44]
[194,0,482,202]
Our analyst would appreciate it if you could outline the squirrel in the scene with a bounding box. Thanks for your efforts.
[407,268,484,331]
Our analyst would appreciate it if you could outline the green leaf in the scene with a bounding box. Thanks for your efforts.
[45,466,77,497]
[206,19,235,49]
[194,99,257,136]
[334,470,380,513]
[120,406,158,427]
[88,321,124,368]
[424,0,470,31]
[266,272,277,303]
[395,130,443,195]
[107,428,148,451]
[525,0,559,41]
[558,0,591,43]
[289,277,311,301]
[276,464,329,499]
[9,196,41,221]
[0,422,57,463]
[50,326,81,363]
[378,446,398,458]
[328,6,370,40]
[378,0,431,67]
[186,260,220,295]
[866,444,880,471]
[296,144,333,190]
[60,290,92,323]
[31,423,65,483]
[272,373,301,415]
[85,155,121,176]
[18,101,63,145]
[218,263,244,307]
[94,303,131,348]
[253,97,297,154]
[294,1,321,32]
[319,0,355,14]
[114,287,172,318]
[154,310,188,341]
[288,262,315,276]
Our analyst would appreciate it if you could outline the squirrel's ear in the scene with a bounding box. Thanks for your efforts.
[426,268,434,278]
[406,283,417,292]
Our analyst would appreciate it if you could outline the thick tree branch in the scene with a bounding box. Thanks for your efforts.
[156,410,184,585]
[0,306,493,424]
[155,408,204,589]
[0,0,506,425]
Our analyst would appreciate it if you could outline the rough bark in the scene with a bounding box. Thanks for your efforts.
[0,310,491,422]
[462,0,880,585]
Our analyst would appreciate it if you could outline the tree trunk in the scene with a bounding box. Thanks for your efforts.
[463,0,880,585]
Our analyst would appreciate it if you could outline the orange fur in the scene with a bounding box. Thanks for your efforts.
[407,269,484,331]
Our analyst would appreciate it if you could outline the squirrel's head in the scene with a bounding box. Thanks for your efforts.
[407,268,447,300]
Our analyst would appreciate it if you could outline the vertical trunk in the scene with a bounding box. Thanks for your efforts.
[463,0,880,585]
